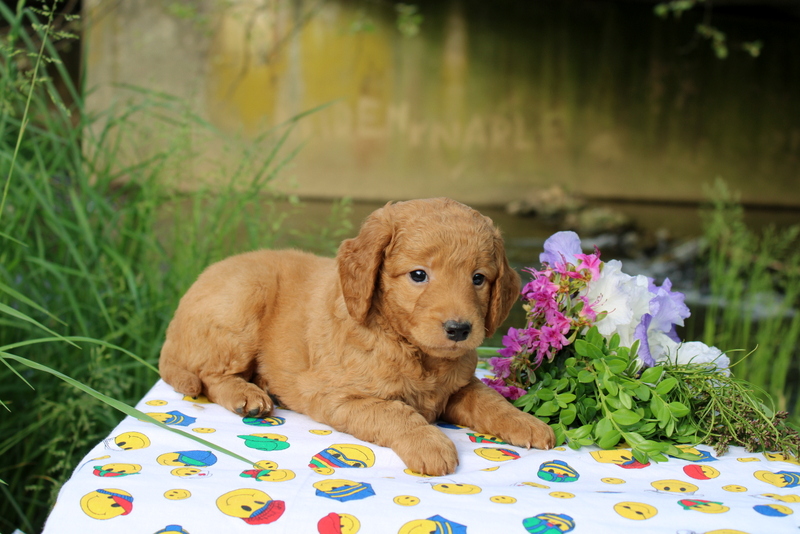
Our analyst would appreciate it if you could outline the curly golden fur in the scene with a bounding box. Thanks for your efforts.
[159,198,554,475]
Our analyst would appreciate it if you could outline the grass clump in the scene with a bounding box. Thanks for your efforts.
[0,2,347,531]
[698,180,800,421]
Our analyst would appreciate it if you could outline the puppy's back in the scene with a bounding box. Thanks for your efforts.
[159,249,333,394]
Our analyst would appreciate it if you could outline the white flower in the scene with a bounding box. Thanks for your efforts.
[584,260,653,348]
[655,338,730,372]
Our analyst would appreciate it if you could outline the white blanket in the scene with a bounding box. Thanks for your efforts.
[43,379,800,533]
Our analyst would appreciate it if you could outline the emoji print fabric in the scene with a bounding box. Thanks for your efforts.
[44,379,800,533]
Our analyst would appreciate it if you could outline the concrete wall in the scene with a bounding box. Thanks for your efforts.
[83,0,800,207]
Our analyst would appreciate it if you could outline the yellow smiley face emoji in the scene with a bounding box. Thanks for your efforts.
[192,427,216,434]
[216,489,283,523]
[164,489,191,500]
[182,394,211,403]
[309,429,332,435]
[761,493,800,503]
[601,477,626,485]
[737,457,760,462]
[764,452,800,465]
[754,470,800,488]
[722,484,748,492]
[403,468,434,478]
[474,447,521,462]
[490,495,517,503]
[651,479,698,494]
[80,489,133,519]
[683,464,721,480]
[145,399,167,406]
[170,467,210,478]
[520,482,549,489]
[432,483,481,495]
[549,491,574,499]
[614,501,658,520]
[394,495,420,506]
[106,431,150,451]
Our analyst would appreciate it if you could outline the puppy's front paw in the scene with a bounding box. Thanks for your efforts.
[491,410,556,451]
[229,383,273,418]
[393,425,459,476]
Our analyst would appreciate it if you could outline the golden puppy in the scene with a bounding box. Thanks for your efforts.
[159,198,554,475]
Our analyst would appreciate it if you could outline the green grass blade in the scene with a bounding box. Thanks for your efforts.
[2,353,255,466]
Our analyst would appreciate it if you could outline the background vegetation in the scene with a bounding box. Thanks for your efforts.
[1,2,798,533]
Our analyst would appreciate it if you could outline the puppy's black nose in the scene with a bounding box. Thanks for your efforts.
[444,320,472,342]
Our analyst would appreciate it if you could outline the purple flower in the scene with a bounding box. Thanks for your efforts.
[539,231,582,268]
[633,314,656,368]
[499,327,528,358]
[488,356,513,380]
[634,278,691,367]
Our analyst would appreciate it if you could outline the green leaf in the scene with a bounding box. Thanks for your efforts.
[595,417,614,438]
[608,333,620,351]
[612,409,642,425]
[668,402,690,418]
[596,429,622,449]
[559,405,577,426]
[578,369,595,383]
[624,432,646,446]
[537,388,555,401]
[640,366,664,384]
[556,393,577,404]
[603,375,619,396]
[655,377,678,396]
[606,358,627,374]
[618,390,633,409]
[535,400,559,417]
[634,384,651,401]
[569,424,594,440]
[575,339,605,359]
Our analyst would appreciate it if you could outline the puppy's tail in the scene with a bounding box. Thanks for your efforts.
[159,353,203,397]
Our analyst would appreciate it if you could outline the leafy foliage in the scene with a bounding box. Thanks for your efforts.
[511,327,800,465]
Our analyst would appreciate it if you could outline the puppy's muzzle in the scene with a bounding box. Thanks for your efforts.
[443,320,472,342]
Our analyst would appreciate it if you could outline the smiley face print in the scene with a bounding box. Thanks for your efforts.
[613,501,657,520]
[104,431,150,451]
[309,444,375,474]
[80,489,133,520]
[650,479,698,494]
[474,447,521,462]
[317,512,361,534]
[432,483,481,495]
[678,499,730,514]
[92,463,141,478]
[216,488,285,524]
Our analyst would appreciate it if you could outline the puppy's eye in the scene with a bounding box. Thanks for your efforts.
[409,270,428,283]
[472,273,486,286]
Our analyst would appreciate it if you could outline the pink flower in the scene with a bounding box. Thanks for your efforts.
[481,377,527,400]
[488,356,513,380]
[575,252,602,280]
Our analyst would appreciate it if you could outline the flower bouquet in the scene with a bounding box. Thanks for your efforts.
[483,231,800,464]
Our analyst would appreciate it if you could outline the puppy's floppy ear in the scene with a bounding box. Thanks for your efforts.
[485,227,521,338]
[337,202,394,324]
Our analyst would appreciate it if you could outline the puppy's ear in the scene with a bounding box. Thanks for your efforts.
[337,202,394,324]
[485,229,521,337]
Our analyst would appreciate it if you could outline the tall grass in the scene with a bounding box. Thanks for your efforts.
[0,3,346,532]
[698,181,800,418]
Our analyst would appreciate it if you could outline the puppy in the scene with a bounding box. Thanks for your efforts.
[159,198,554,475]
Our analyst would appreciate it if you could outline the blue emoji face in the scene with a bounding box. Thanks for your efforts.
[537,460,579,483]
[522,513,575,533]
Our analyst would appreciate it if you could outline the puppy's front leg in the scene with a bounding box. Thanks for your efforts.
[324,396,458,476]
[444,377,555,450]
